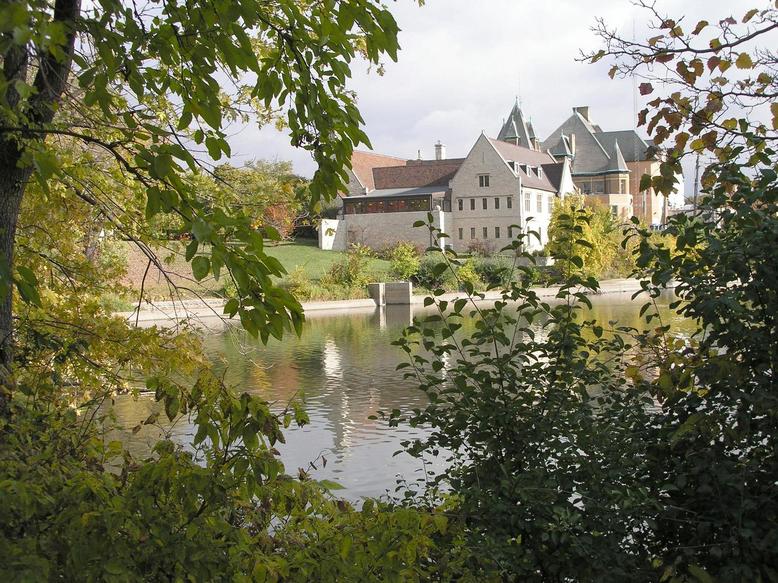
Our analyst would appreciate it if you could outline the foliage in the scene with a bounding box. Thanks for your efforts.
[389,241,422,281]
[465,239,495,257]
[394,221,657,581]
[546,195,639,278]
[202,161,309,240]
[413,253,457,292]
[472,256,514,288]
[0,371,473,582]
[454,259,484,292]
[320,244,374,291]
[628,159,778,581]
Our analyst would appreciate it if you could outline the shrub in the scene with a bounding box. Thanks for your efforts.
[473,257,514,288]
[413,254,457,291]
[466,239,494,257]
[389,241,421,281]
[321,245,371,290]
[285,265,315,301]
[456,259,483,292]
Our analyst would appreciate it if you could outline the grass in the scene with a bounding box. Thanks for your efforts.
[120,238,392,302]
[264,238,391,281]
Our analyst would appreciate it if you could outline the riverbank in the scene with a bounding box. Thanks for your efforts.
[117,278,666,327]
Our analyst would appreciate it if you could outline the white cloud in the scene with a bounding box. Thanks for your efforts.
[228,0,753,195]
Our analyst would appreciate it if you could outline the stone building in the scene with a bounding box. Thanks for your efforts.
[320,123,574,253]
[542,106,668,225]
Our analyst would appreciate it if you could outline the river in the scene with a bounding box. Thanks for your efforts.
[111,291,689,500]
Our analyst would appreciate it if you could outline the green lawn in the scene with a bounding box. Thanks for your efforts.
[265,239,391,281]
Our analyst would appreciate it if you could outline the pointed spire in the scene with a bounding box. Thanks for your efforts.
[497,100,535,149]
[607,140,629,172]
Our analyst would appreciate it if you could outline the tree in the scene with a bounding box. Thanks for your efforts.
[0,0,400,410]
[387,3,778,580]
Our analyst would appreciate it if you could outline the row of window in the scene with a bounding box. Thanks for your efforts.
[457,193,553,213]
[344,197,429,214]
[457,225,542,241]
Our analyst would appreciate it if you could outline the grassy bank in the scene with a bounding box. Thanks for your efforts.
[120,238,391,302]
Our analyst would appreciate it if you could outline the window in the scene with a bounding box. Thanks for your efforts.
[537,167,543,179]
[458,227,463,240]
[482,198,488,210]
[482,227,488,239]
[470,227,476,240]
[537,194,543,213]
[494,197,500,210]
[611,205,619,217]
[508,226,513,238]
[548,195,553,213]
[495,226,501,239]
[524,193,531,212]
[620,179,627,194]
[507,196,512,209]
[479,174,490,187]
[458,199,463,211]
[470,199,475,210]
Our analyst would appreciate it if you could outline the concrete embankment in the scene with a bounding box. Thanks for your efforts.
[117,278,668,328]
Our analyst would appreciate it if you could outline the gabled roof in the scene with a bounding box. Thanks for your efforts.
[372,158,464,190]
[497,100,536,149]
[541,108,647,175]
[549,134,573,158]
[486,137,560,192]
[350,151,407,191]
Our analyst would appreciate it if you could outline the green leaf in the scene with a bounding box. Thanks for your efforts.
[191,256,210,281]
[318,479,345,491]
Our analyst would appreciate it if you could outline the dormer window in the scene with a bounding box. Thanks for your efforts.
[478,174,490,187]
[537,167,543,179]
[507,161,516,171]
[519,164,528,174]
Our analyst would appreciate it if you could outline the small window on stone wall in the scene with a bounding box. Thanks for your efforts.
[482,226,488,239]
[479,175,490,187]
[470,199,475,210]
[470,227,476,239]
[458,199,463,211]
[458,228,463,240]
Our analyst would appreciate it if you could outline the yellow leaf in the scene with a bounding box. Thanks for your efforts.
[721,118,738,131]
[735,52,754,69]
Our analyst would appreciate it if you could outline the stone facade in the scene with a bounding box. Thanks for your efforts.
[319,209,449,252]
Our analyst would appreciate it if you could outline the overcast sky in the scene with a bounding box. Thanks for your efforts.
[226,0,754,194]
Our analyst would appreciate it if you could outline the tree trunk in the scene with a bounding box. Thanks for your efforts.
[0,151,31,414]
[0,0,81,415]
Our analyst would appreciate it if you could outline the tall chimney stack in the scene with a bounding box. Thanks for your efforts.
[434,141,446,160]
[573,106,590,121]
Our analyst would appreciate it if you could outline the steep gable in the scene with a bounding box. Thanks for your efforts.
[350,151,407,192]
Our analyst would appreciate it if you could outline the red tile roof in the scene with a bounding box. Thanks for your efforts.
[350,151,407,191]
[373,158,465,189]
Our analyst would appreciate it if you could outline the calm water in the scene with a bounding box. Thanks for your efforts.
[112,292,689,500]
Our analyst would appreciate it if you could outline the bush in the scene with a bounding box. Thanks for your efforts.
[321,244,372,289]
[389,241,421,281]
[456,259,483,292]
[473,257,514,288]
[413,254,457,291]
[466,239,494,257]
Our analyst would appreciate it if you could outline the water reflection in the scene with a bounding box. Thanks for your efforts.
[112,291,688,500]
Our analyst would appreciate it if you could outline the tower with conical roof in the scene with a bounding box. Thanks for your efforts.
[497,99,537,150]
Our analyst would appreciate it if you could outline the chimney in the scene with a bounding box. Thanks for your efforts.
[573,106,590,121]
[570,133,576,156]
[434,141,446,160]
